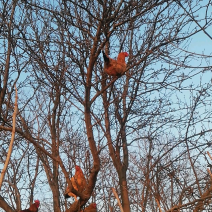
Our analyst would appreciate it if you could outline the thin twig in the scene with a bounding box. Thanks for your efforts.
[207,151,212,161]
[155,199,162,212]
[207,168,212,178]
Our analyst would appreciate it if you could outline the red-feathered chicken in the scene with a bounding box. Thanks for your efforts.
[64,165,87,201]
[102,51,129,77]
[20,200,40,212]
[81,203,97,212]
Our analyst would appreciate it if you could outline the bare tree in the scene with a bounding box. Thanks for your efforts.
[1,0,212,212]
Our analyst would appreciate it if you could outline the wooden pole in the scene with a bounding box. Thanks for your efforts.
[112,187,124,212]
[0,85,18,190]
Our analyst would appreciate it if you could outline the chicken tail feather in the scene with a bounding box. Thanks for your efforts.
[102,51,109,63]
[64,193,71,199]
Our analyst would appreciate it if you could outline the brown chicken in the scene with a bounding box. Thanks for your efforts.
[20,200,40,212]
[81,203,97,212]
[64,165,87,201]
[102,51,129,77]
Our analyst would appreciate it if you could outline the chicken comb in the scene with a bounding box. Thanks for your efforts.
[34,200,40,205]
[75,165,80,170]
[123,52,129,57]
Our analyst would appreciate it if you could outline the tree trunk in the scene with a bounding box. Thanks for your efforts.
[52,162,60,211]
[119,171,131,212]
[0,195,14,212]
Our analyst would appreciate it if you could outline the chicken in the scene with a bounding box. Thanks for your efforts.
[81,203,97,212]
[64,165,87,201]
[20,200,40,212]
[102,51,129,77]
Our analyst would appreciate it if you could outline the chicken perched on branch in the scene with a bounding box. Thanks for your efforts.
[102,51,129,77]
[81,203,97,212]
[20,200,40,212]
[64,165,87,201]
